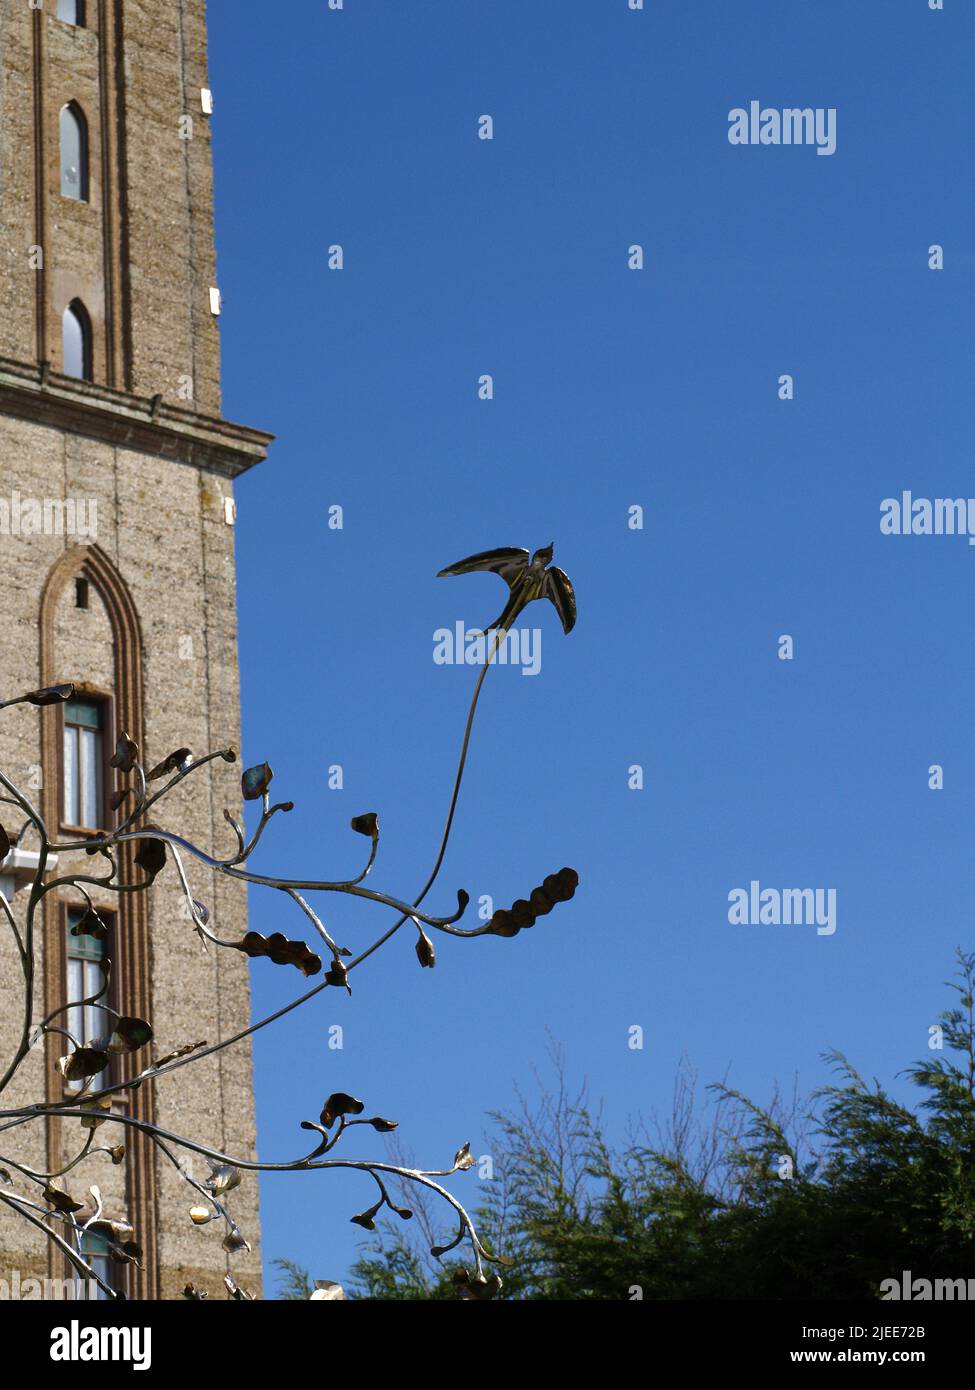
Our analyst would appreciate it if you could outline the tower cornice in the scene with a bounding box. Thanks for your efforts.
[0,355,272,478]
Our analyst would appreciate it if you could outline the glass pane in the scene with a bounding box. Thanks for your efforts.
[83,959,107,1049]
[79,726,101,827]
[66,907,107,962]
[66,957,84,1092]
[80,1233,111,1299]
[63,304,90,379]
[57,0,82,24]
[66,700,101,729]
[59,105,87,201]
[63,725,79,825]
[89,1256,111,1300]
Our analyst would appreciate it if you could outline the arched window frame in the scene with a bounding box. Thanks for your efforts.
[39,546,157,1298]
[59,101,89,202]
[63,299,93,381]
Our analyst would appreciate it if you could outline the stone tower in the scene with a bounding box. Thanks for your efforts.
[0,1,267,1297]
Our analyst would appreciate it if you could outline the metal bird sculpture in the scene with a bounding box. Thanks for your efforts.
[437,544,577,634]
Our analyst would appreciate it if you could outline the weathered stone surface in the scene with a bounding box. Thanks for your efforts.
[0,0,267,1299]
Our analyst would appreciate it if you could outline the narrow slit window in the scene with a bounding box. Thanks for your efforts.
[60,102,89,201]
[63,696,104,829]
[75,577,90,609]
[63,300,93,380]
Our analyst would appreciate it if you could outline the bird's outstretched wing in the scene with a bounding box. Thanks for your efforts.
[437,547,530,588]
[544,566,577,634]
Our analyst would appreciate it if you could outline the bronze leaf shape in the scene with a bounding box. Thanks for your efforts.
[320,1092,365,1128]
[109,732,140,774]
[241,762,273,800]
[25,684,75,706]
[146,748,192,782]
[134,837,167,880]
[235,931,322,977]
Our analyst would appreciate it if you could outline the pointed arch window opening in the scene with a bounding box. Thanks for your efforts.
[63,300,93,381]
[60,102,89,201]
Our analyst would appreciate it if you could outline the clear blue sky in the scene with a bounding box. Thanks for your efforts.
[206,0,974,1290]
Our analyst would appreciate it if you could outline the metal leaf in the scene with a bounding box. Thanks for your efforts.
[109,1146,126,1165]
[109,732,140,773]
[325,958,351,993]
[486,909,519,938]
[151,1040,207,1069]
[529,886,554,917]
[452,1267,503,1300]
[92,1016,153,1055]
[135,837,167,880]
[222,1231,251,1254]
[542,866,579,903]
[70,907,108,941]
[453,1142,476,1171]
[350,812,378,839]
[241,762,273,800]
[146,748,192,782]
[350,1197,382,1231]
[365,1117,398,1132]
[43,1182,85,1215]
[511,898,535,929]
[310,1281,346,1301]
[25,684,75,706]
[415,929,436,969]
[320,1093,364,1128]
[206,1165,241,1197]
[189,1206,211,1225]
[183,1284,208,1300]
[57,1047,110,1082]
[85,1215,134,1240]
[0,823,9,861]
[469,1274,503,1301]
[235,931,322,977]
[79,1097,112,1130]
[192,900,210,926]
[487,867,580,938]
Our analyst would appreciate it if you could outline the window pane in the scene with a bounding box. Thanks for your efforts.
[66,957,84,1092]
[83,958,107,1050]
[80,726,101,828]
[63,303,91,380]
[66,957,84,1038]
[57,0,83,24]
[63,725,79,825]
[66,910,109,1094]
[80,1233,111,1300]
[60,105,88,201]
[66,700,100,729]
[66,907,107,962]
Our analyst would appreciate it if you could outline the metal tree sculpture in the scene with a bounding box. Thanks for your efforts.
[0,549,578,1300]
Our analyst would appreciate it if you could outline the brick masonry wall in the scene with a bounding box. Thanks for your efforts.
[0,0,264,1298]
[0,413,263,1297]
[0,0,222,407]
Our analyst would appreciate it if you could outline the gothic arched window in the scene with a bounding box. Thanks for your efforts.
[60,102,89,201]
[63,300,93,380]
[57,0,86,25]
